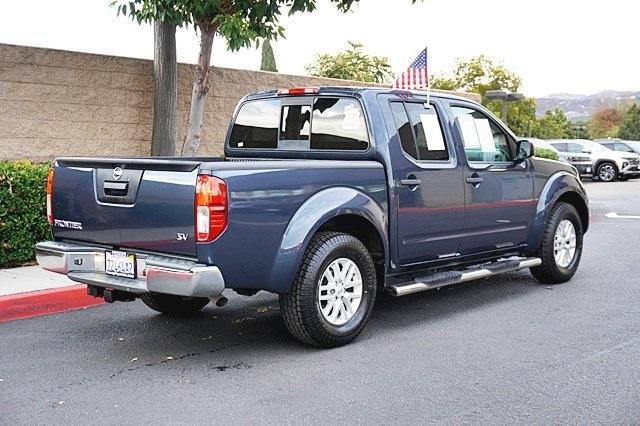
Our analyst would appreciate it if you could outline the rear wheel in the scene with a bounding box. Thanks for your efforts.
[141,293,210,316]
[279,232,377,348]
[530,202,583,284]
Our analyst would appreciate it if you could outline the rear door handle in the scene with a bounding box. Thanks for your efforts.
[400,178,422,186]
[465,176,484,185]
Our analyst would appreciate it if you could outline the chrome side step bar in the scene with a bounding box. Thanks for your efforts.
[388,257,542,297]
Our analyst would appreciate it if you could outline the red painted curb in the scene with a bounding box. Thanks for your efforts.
[0,285,105,323]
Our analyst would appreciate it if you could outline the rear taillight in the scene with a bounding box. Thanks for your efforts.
[46,168,54,225]
[195,175,227,243]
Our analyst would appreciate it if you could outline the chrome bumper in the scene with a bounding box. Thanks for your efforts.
[36,241,225,298]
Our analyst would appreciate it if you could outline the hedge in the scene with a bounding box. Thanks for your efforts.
[0,161,51,268]
[534,147,560,161]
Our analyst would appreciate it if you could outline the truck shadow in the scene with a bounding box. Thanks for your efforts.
[100,270,546,365]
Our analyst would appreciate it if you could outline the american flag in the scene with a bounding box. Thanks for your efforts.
[393,48,428,90]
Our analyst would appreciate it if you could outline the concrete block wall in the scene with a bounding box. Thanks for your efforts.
[0,44,479,161]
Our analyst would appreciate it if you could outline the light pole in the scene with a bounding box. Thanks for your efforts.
[485,90,524,125]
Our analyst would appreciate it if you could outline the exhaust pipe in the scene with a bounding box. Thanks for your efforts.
[210,294,229,308]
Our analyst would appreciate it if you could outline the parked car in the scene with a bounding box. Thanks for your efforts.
[526,138,562,159]
[37,87,589,348]
[547,140,593,176]
[597,139,640,158]
[549,139,640,182]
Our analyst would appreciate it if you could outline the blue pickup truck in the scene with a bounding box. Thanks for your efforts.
[37,87,589,347]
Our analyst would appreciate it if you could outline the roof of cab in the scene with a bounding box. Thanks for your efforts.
[245,86,480,105]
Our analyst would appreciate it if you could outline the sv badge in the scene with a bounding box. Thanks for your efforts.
[176,233,189,241]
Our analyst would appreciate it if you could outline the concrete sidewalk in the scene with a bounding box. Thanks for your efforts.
[0,266,73,296]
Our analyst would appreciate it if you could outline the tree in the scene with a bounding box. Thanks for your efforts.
[586,107,624,139]
[306,41,394,83]
[431,55,536,137]
[618,104,640,140]
[260,39,277,72]
[536,109,574,139]
[151,20,178,156]
[115,0,423,156]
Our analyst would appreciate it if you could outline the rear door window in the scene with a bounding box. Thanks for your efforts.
[565,143,584,153]
[551,142,568,152]
[391,102,449,161]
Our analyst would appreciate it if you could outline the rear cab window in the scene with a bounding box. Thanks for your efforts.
[229,96,369,151]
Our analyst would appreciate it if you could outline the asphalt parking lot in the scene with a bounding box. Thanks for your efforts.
[2,179,640,425]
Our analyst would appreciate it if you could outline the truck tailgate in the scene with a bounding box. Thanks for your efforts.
[50,158,203,257]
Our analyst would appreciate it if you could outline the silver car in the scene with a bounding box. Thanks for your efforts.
[550,139,640,182]
[547,140,593,176]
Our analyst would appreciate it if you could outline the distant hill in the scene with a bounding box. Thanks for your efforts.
[536,90,640,122]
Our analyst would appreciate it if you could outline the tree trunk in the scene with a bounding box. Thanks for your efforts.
[151,20,177,157]
[181,24,216,157]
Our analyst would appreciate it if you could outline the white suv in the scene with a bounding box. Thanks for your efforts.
[549,139,640,182]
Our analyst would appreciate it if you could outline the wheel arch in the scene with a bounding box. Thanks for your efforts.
[266,187,388,294]
[527,171,589,252]
[556,191,589,233]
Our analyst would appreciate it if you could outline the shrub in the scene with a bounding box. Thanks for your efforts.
[0,161,51,268]
[534,147,560,161]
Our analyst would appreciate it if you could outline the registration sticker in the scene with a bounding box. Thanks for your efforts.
[105,250,137,279]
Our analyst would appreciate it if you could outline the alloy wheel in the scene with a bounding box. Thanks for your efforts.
[553,219,577,268]
[317,258,363,326]
[598,164,616,181]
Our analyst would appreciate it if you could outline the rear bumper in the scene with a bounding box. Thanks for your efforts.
[36,241,225,298]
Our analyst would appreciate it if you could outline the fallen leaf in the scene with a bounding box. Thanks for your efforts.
[232,317,254,324]
[255,306,269,313]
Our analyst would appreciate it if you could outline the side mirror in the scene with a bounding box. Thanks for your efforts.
[515,140,534,162]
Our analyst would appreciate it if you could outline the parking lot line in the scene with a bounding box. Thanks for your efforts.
[605,212,640,219]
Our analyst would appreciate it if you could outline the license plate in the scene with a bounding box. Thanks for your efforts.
[105,250,137,279]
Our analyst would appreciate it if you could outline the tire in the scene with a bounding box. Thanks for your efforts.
[279,232,377,348]
[596,161,617,182]
[530,202,583,284]
[141,293,210,316]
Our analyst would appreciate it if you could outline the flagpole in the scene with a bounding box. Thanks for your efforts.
[425,46,431,106]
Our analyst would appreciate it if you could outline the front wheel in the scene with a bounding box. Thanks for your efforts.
[279,232,377,348]
[596,162,617,182]
[530,202,583,284]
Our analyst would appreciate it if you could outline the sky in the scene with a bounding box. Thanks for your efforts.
[1,0,638,97]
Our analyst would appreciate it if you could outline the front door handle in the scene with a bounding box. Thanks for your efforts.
[466,176,484,186]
